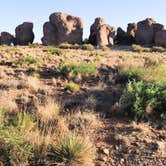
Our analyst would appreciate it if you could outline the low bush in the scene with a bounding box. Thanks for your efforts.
[151,46,165,52]
[131,44,150,52]
[65,82,80,93]
[121,65,166,85]
[58,43,80,49]
[57,63,96,78]
[120,80,166,120]
[81,44,94,51]
[14,56,44,68]
[43,46,62,55]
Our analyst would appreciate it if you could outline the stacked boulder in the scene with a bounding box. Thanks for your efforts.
[0,22,34,46]
[15,22,34,45]
[135,18,164,46]
[116,23,137,45]
[42,12,83,45]
[89,18,115,47]
[0,32,15,45]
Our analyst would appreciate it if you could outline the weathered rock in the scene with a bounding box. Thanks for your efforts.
[89,18,115,47]
[15,22,34,45]
[42,12,83,45]
[135,18,164,46]
[127,23,137,44]
[155,30,166,48]
[115,27,128,45]
[0,32,15,45]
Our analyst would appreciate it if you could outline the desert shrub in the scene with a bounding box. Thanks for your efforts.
[120,80,166,120]
[49,134,94,166]
[0,128,33,165]
[121,65,166,85]
[29,43,42,48]
[14,56,44,68]
[151,46,165,52]
[43,46,62,55]
[81,44,94,51]
[57,63,96,78]
[58,43,80,49]
[131,44,150,52]
[65,82,80,93]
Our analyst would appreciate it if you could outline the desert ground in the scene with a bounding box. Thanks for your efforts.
[0,44,166,166]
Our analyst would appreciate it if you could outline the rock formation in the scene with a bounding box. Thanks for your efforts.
[15,22,34,45]
[89,18,115,47]
[0,32,15,45]
[135,18,164,46]
[42,12,83,45]
[155,30,166,48]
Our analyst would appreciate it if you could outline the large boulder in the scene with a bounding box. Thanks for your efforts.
[15,22,34,45]
[42,12,83,45]
[155,30,166,48]
[0,32,15,45]
[135,18,164,45]
[127,23,137,44]
[115,27,128,45]
[89,18,115,47]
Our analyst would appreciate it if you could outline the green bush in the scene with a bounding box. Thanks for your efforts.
[81,44,94,51]
[14,56,44,68]
[151,46,165,52]
[121,65,166,86]
[57,63,96,78]
[120,80,166,120]
[66,82,80,92]
[131,44,150,52]
[43,46,62,55]
[58,43,80,49]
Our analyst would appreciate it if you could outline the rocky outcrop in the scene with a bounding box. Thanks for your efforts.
[0,32,15,45]
[127,23,137,44]
[89,18,115,47]
[115,23,137,45]
[135,18,164,46]
[155,30,166,48]
[15,22,34,45]
[42,12,83,45]
[115,27,128,45]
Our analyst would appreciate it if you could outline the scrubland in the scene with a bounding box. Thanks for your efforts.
[0,44,165,166]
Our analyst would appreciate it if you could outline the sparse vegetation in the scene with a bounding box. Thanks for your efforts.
[65,82,80,92]
[57,63,96,78]
[43,46,62,55]
[131,44,150,52]
[151,46,165,52]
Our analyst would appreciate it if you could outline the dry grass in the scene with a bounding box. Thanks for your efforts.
[67,111,99,134]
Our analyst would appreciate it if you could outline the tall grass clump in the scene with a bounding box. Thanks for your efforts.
[49,134,95,166]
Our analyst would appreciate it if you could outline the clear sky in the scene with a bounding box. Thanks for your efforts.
[0,0,165,42]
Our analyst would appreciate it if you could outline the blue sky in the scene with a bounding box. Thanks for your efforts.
[0,0,165,42]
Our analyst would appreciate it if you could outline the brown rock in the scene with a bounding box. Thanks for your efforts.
[135,18,164,46]
[115,27,128,45]
[135,18,155,45]
[15,22,34,45]
[127,23,137,44]
[0,32,15,45]
[42,12,83,45]
[155,30,166,48]
[89,17,115,47]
